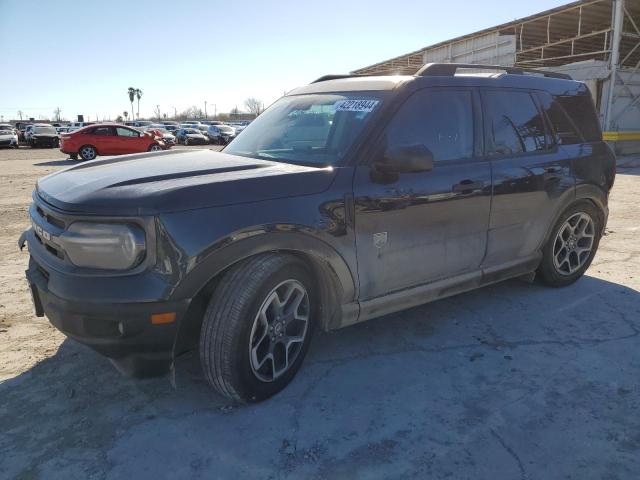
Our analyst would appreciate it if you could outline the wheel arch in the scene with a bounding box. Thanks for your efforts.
[541,185,608,249]
[171,232,357,355]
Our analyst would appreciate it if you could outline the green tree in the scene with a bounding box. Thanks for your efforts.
[135,89,143,119]
[127,87,136,120]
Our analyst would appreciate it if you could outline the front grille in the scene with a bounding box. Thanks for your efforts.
[35,205,65,229]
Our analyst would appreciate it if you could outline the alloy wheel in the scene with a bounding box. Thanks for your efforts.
[80,146,96,160]
[249,279,310,382]
[149,144,162,152]
[552,212,595,276]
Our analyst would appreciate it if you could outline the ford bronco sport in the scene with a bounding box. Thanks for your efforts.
[19,63,615,402]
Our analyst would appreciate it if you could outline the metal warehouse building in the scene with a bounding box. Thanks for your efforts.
[353,0,640,152]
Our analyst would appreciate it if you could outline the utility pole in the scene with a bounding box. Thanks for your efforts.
[170,106,177,119]
[204,101,208,119]
[213,103,217,119]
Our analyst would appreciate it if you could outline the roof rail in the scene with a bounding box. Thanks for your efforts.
[416,63,572,80]
[311,74,370,83]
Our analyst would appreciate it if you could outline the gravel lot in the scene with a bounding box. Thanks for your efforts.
[0,146,639,479]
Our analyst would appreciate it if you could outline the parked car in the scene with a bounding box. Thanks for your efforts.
[206,124,236,144]
[175,127,208,145]
[19,64,615,403]
[163,124,179,133]
[27,125,59,148]
[15,122,32,141]
[0,124,18,148]
[144,126,176,146]
[133,120,153,128]
[59,124,165,160]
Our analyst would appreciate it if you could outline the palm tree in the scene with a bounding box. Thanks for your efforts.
[135,88,143,119]
[128,87,135,120]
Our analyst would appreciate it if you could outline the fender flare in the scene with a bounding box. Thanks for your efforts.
[170,231,356,302]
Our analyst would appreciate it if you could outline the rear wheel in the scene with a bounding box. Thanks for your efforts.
[538,201,603,287]
[79,145,97,161]
[200,254,316,403]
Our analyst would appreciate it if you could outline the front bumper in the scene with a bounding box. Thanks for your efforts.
[24,250,190,377]
[31,137,59,147]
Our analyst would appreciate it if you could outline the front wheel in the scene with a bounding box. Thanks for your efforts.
[148,143,162,152]
[200,254,316,403]
[538,201,603,287]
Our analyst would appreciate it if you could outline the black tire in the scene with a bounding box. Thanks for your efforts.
[78,145,97,161]
[200,253,317,403]
[538,201,603,287]
[69,153,78,160]
[184,138,189,146]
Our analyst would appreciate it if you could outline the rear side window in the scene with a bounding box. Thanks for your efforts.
[484,90,547,156]
[92,127,113,136]
[384,89,474,162]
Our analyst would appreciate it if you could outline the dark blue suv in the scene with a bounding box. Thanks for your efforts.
[20,64,616,402]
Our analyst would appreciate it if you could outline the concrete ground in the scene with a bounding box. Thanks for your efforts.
[0,146,639,479]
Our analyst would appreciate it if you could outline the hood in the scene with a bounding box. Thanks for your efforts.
[36,149,337,215]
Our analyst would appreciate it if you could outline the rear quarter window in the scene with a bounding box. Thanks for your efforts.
[537,92,601,144]
[555,95,601,142]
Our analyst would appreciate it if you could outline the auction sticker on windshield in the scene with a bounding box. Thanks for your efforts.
[334,99,379,112]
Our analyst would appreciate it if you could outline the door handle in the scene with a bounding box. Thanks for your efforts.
[544,166,563,181]
[452,180,484,193]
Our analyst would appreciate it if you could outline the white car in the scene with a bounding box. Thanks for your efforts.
[0,124,18,148]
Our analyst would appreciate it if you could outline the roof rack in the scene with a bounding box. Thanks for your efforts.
[416,63,572,80]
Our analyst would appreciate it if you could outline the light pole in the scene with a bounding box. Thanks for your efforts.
[170,106,177,119]
[204,101,207,119]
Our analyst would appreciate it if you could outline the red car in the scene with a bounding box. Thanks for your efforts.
[60,124,166,161]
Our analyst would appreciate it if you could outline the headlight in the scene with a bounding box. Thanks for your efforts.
[59,222,146,270]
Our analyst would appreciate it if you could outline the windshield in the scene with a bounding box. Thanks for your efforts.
[34,126,57,134]
[225,92,384,166]
[183,129,200,134]
[218,125,235,133]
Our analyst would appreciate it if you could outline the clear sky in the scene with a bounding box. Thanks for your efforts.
[0,0,569,122]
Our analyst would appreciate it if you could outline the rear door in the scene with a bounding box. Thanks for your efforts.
[353,87,492,300]
[91,126,118,154]
[482,89,574,267]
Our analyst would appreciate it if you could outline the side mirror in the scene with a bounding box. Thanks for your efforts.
[375,144,434,173]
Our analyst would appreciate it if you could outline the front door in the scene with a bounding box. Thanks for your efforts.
[353,88,492,300]
[115,126,145,154]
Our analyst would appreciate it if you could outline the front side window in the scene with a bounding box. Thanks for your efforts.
[484,90,547,156]
[382,89,474,163]
[116,127,139,137]
[225,92,385,166]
